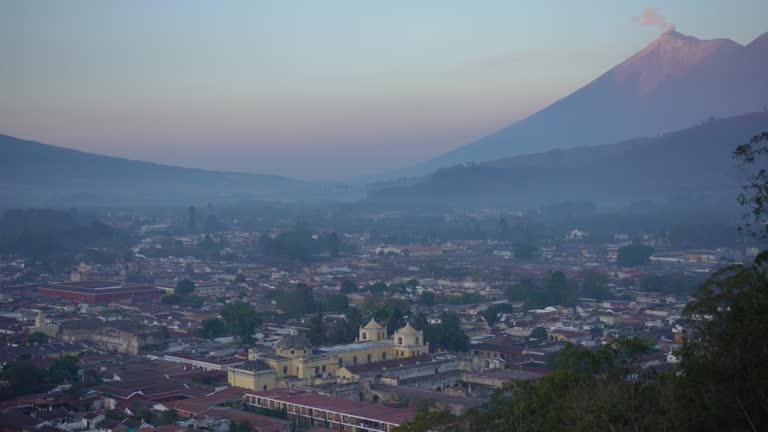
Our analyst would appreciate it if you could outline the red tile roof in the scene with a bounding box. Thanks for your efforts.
[248,388,416,425]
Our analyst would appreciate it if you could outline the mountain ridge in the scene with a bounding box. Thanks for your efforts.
[0,133,359,207]
[0,133,295,183]
[384,30,768,180]
[367,111,768,208]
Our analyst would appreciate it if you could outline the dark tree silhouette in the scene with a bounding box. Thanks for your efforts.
[734,131,768,240]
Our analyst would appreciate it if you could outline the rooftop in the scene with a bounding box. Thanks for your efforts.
[248,388,416,425]
[316,338,392,353]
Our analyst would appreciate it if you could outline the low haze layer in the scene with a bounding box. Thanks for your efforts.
[1,1,766,178]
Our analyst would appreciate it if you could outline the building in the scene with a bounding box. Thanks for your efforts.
[156,282,226,297]
[58,319,166,354]
[163,353,245,371]
[244,388,415,432]
[229,320,428,388]
[227,359,278,392]
[38,280,161,304]
[165,387,290,432]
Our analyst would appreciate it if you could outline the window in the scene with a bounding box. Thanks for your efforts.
[322,365,326,372]
[263,385,268,390]
[416,337,419,344]
[397,337,403,344]
[367,354,371,362]
[283,366,287,374]
[362,332,367,340]
[338,358,343,366]
[382,352,387,360]
[353,356,357,364]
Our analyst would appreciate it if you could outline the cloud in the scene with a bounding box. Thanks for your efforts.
[633,8,675,31]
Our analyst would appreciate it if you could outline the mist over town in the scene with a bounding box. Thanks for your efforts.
[1,2,767,432]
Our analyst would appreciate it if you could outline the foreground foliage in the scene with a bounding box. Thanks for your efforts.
[397,251,768,432]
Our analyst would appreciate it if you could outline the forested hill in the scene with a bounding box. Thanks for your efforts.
[0,133,354,207]
[368,112,768,209]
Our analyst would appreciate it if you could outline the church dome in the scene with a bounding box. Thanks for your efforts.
[238,359,272,372]
[276,334,313,351]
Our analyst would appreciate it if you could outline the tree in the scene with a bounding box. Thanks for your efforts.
[327,308,363,344]
[0,362,48,397]
[361,295,381,315]
[340,279,358,293]
[49,355,79,383]
[260,229,337,262]
[27,331,49,344]
[175,278,196,296]
[204,214,223,233]
[529,326,548,341]
[234,273,246,284]
[368,281,389,294]
[411,312,428,331]
[386,307,405,334]
[480,308,498,326]
[639,273,700,296]
[221,301,261,344]
[397,339,669,432]
[161,293,183,305]
[134,408,154,423]
[187,205,197,232]
[155,410,178,425]
[305,311,325,346]
[616,244,655,267]
[418,291,435,306]
[513,243,538,260]
[406,279,420,289]
[400,251,768,432]
[423,312,469,352]
[231,420,252,432]
[369,299,408,336]
[276,283,317,317]
[327,232,341,257]
[187,296,205,309]
[395,411,460,432]
[545,271,577,307]
[105,409,123,421]
[677,251,768,431]
[198,318,228,339]
[498,217,509,238]
[734,131,768,240]
[581,269,611,300]
[325,293,349,312]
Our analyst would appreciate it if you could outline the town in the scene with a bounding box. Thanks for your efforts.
[0,205,759,432]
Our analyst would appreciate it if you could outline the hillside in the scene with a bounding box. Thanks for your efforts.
[0,134,353,207]
[367,112,768,209]
[390,29,768,178]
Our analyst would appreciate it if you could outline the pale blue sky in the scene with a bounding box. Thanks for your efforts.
[1,1,766,179]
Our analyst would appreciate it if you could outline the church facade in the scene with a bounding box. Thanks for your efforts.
[229,319,428,390]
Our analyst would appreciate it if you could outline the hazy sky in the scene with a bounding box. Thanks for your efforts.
[1,1,766,179]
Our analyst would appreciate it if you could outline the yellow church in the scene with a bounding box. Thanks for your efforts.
[228,319,428,390]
